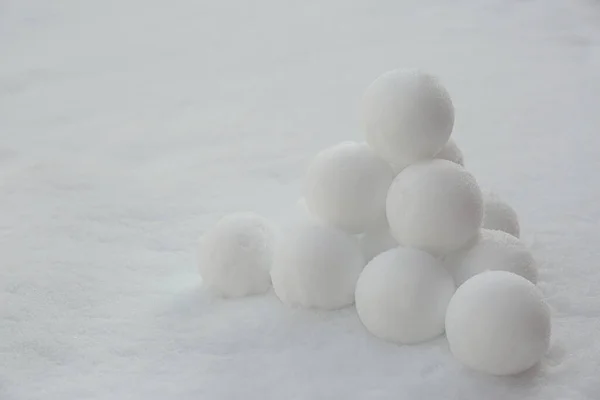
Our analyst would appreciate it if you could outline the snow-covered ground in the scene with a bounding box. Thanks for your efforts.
[1,0,600,398]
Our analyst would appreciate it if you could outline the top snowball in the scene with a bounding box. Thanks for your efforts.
[362,69,455,171]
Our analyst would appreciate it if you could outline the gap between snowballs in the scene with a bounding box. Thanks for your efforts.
[196,68,551,377]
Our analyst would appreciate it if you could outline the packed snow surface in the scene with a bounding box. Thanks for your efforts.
[355,247,455,344]
[446,229,538,286]
[362,69,455,172]
[2,0,600,399]
[304,141,394,233]
[445,271,551,376]
[482,192,521,237]
[386,159,483,255]
[271,222,365,309]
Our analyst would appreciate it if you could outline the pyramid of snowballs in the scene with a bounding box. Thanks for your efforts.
[197,69,551,377]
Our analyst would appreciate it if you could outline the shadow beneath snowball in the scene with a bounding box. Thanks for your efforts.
[403,333,554,400]
[453,357,546,397]
[152,279,370,354]
[155,283,279,321]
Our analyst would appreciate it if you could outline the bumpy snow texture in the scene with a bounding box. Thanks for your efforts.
[445,229,538,286]
[445,271,551,376]
[197,212,275,297]
[355,247,455,344]
[435,138,464,166]
[483,193,521,238]
[271,222,365,310]
[362,69,455,173]
[386,159,483,256]
[304,142,394,234]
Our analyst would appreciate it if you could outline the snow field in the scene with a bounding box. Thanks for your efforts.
[196,68,551,376]
[3,0,600,397]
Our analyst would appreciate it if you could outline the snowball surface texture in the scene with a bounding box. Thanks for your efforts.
[197,212,275,297]
[445,271,551,376]
[435,138,464,166]
[386,159,483,255]
[362,69,455,172]
[304,142,394,233]
[446,229,538,286]
[483,193,520,237]
[355,247,455,344]
[271,222,365,310]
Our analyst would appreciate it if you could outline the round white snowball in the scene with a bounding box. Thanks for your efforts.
[197,212,275,297]
[359,220,397,262]
[362,69,455,171]
[386,159,483,255]
[304,142,394,234]
[355,247,455,344]
[446,229,538,286]
[435,138,464,166]
[271,222,365,310]
[446,271,551,375]
[483,193,520,238]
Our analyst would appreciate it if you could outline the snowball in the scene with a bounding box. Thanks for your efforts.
[271,222,365,310]
[483,193,520,238]
[386,159,483,256]
[358,220,397,262]
[435,138,464,166]
[197,212,275,297]
[445,271,551,375]
[445,229,538,286]
[362,69,455,171]
[304,142,394,233]
[355,247,455,344]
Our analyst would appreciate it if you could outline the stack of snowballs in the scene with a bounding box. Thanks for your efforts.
[197,69,551,377]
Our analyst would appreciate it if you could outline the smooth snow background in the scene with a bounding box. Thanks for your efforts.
[1,0,599,398]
